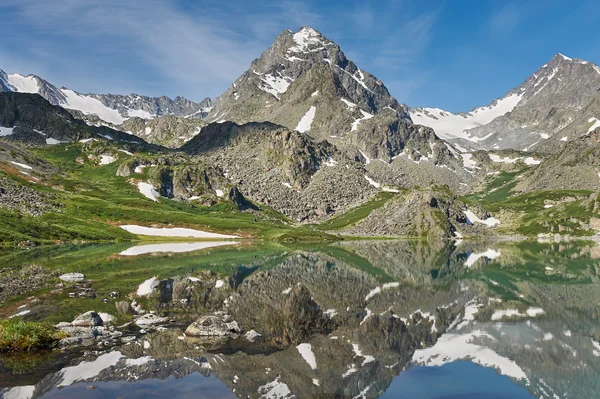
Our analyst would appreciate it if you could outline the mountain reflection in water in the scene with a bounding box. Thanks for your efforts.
[1,239,599,399]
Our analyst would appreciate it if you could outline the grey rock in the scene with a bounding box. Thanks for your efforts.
[134,313,169,327]
[72,311,103,327]
[185,314,243,337]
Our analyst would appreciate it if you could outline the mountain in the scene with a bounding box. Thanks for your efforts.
[205,27,410,139]
[411,53,600,152]
[0,69,212,125]
[0,92,148,146]
[201,27,470,192]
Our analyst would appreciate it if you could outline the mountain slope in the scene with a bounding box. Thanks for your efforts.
[119,116,207,148]
[0,69,212,125]
[181,121,379,222]
[0,92,149,146]
[411,53,600,152]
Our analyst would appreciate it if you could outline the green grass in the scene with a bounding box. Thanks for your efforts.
[0,319,62,352]
[463,164,599,236]
[1,143,319,243]
[315,191,399,230]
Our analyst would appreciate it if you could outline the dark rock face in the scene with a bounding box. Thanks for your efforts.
[0,92,150,146]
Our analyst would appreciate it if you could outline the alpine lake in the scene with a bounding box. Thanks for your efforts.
[0,238,599,399]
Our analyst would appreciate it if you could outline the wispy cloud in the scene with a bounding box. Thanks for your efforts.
[0,0,439,104]
[487,3,523,35]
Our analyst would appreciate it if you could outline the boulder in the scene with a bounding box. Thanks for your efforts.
[72,311,103,327]
[244,329,262,342]
[134,313,169,327]
[185,314,242,337]
[59,273,85,282]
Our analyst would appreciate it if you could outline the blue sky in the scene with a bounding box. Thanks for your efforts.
[1,0,598,112]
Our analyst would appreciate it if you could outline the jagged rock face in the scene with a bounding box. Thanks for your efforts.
[182,121,376,221]
[0,68,212,124]
[411,53,600,152]
[516,128,600,192]
[89,93,212,120]
[0,92,91,143]
[119,115,206,148]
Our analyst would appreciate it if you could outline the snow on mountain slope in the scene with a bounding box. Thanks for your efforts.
[6,74,40,93]
[0,69,211,125]
[61,89,126,125]
[410,53,600,152]
[410,93,523,141]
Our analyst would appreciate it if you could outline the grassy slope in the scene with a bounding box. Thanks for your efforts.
[463,168,598,236]
[314,191,398,231]
[0,144,333,243]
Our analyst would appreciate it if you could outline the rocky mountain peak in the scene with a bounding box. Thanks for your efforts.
[205,26,409,141]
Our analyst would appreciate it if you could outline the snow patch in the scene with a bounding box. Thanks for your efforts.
[588,118,600,134]
[410,93,523,141]
[412,331,528,381]
[119,241,237,256]
[58,351,123,386]
[257,376,293,399]
[295,106,316,133]
[351,109,374,131]
[0,126,14,136]
[7,74,40,93]
[464,249,501,267]
[465,210,500,227]
[296,343,317,369]
[99,155,116,165]
[137,276,159,297]
[137,182,160,202]
[60,89,125,125]
[10,161,32,170]
[119,224,238,239]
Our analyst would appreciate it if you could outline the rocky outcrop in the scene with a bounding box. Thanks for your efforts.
[182,121,376,221]
[517,128,600,192]
[0,177,62,216]
[342,187,492,239]
[120,116,206,148]
[184,313,242,338]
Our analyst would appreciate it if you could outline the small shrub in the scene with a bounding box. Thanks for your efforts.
[0,319,60,352]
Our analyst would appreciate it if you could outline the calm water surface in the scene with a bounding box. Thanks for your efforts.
[0,239,599,398]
